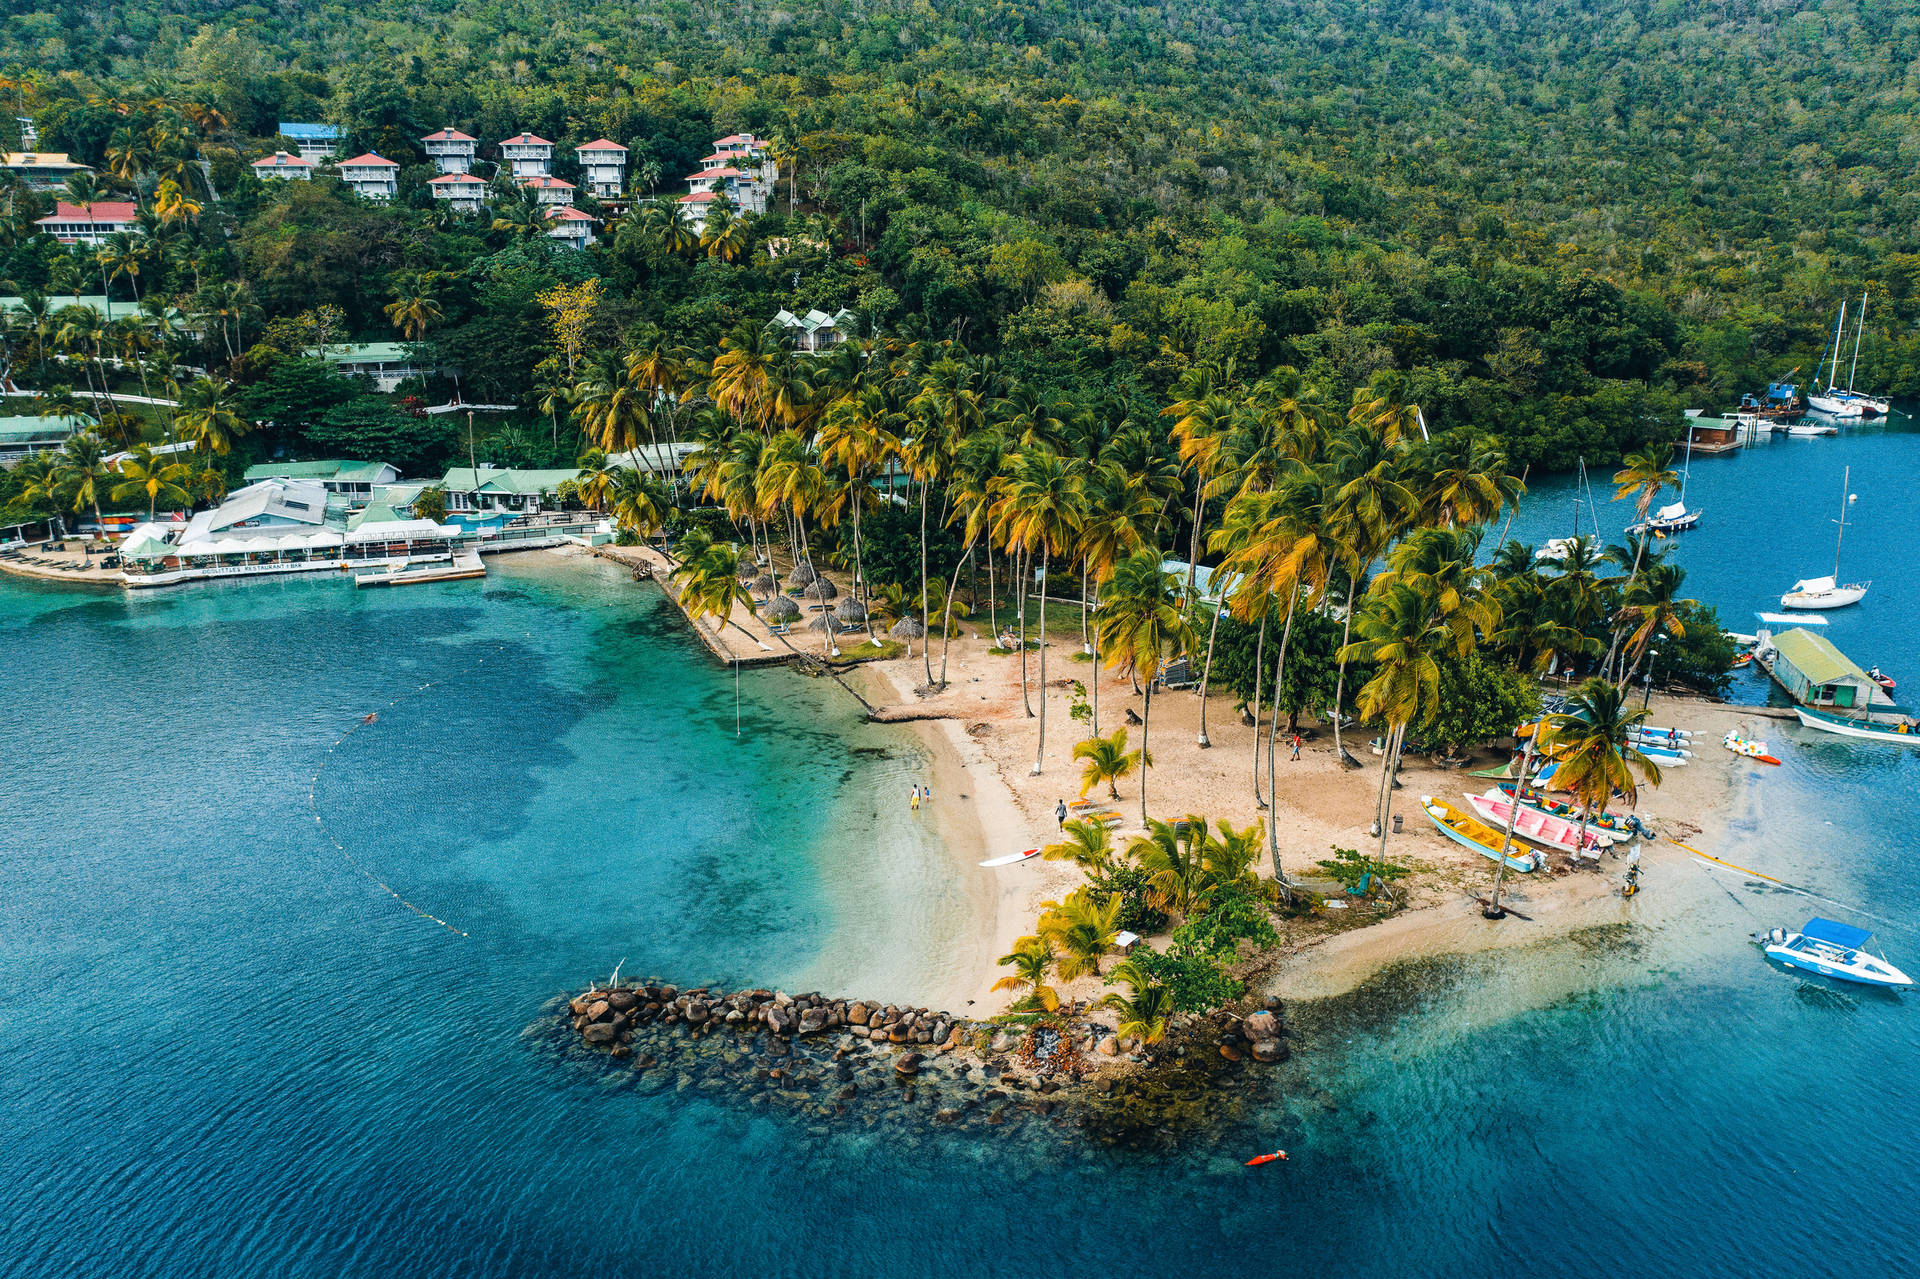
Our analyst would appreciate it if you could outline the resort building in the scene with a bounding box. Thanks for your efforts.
[242,460,401,503]
[678,132,779,230]
[252,151,315,181]
[770,308,858,354]
[34,200,140,246]
[325,342,430,392]
[337,153,400,201]
[576,139,628,198]
[0,412,86,462]
[429,173,487,214]
[544,206,596,250]
[277,122,344,161]
[500,132,553,178]
[520,174,576,207]
[1759,627,1899,719]
[421,127,478,175]
[440,464,579,514]
[1,151,91,192]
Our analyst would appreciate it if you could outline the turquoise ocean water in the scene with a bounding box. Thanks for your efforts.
[4,421,1919,1277]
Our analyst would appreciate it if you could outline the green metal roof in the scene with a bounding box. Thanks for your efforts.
[244,459,391,482]
[347,501,406,531]
[441,466,577,495]
[329,342,412,364]
[0,414,83,442]
[1772,627,1869,686]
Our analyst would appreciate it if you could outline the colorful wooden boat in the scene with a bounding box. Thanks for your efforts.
[1418,795,1542,872]
[1464,790,1616,853]
[1495,781,1644,835]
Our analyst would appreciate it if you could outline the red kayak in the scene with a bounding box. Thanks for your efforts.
[1245,1150,1288,1167]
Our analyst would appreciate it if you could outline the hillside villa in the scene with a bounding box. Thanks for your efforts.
[35,200,139,246]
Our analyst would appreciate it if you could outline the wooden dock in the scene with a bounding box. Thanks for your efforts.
[354,551,487,588]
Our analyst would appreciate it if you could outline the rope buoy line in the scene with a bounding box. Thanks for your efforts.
[1672,839,1900,932]
[306,643,511,939]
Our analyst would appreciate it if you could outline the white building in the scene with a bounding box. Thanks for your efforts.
[770,308,858,354]
[520,174,576,207]
[35,200,139,246]
[2,151,91,192]
[337,153,399,201]
[421,127,478,175]
[429,173,487,214]
[500,132,553,178]
[278,122,344,161]
[576,139,628,198]
[545,206,596,250]
[252,151,314,181]
[678,133,778,230]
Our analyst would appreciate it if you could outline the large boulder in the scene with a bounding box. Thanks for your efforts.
[1242,1011,1278,1041]
[765,1005,795,1035]
[1096,1035,1120,1057]
[798,1008,828,1035]
[894,1053,922,1076]
[607,990,638,1013]
[583,1023,618,1045]
[587,1000,612,1022]
[847,1002,871,1026]
[1251,1038,1288,1064]
[685,1000,710,1023]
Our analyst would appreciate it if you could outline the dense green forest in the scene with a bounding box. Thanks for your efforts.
[2,0,1918,479]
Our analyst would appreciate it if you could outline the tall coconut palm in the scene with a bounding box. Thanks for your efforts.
[175,376,249,454]
[573,361,650,455]
[908,356,987,686]
[1604,444,1681,678]
[993,447,1089,774]
[1072,727,1147,800]
[1340,579,1464,870]
[97,232,146,309]
[818,389,900,643]
[936,422,1009,688]
[1099,959,1174,1048]
[1325,421,1416,767]
[53,432,114,531]
[1412,429,1525,529]
[1616,561,1696,689]
[700,201,749,262]
[1094,553,1193,826]
[1540,677,1663,849]
[110,443,191,521]
[1042,818,1117,876]
[1164,366,1238,743]
[608,467,669,540]
[383,274,442,343]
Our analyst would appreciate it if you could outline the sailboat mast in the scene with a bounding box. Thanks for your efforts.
[1828,302,1847,391]
[1834,465,1849,581]
[1848,291,1866,393]
[1573,457,1581,539]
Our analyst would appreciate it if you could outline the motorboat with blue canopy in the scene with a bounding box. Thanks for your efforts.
[1762,918,1911,989]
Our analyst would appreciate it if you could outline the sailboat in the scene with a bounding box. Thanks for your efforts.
[1626,431,1700,535]
[1807,301,1868,418]
[1828,292,1890,417]
[1780,466,1870,609]
[1536,458,1603,561]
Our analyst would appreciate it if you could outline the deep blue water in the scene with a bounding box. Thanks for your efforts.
[5,427,1920,1277]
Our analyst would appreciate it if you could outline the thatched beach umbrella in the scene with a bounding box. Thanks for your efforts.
[789,562,818,587]
[889,616,926,639]
[752,573,777,596]
[807,613,839,632]
[736,561,758,584]
[835,597,868,623]
[764,596,801,622]
[802,577,838,601]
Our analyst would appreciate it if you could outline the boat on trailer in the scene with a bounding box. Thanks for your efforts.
[1792,705,1920,745]
[1464,790,1616,854]
[1762,918,1910,989]
[1418,796,1542,872]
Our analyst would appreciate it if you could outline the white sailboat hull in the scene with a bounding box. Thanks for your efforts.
[1780,583,1868,609]
[1806,394,1864,418]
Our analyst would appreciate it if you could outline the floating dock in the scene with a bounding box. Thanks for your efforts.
[354,551,486,588]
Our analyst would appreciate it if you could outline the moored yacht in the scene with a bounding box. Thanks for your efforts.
[1763,918,1910,989]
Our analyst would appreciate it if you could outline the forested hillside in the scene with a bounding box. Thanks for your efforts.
[3,0,1919,472]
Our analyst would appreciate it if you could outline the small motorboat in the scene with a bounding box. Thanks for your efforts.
[1780,575,1869,609]
[1723,732,1781,765]
[978,848,1040,868]
[1418,796,1542,872]
[1626,501,1701,535]
[1868,666,1897,692]
[1464,790,1615,854]
[1762,919,1910,989]
[1786,421,1841,436]
[1731,651,1754,670]
[1792,706,1920,745]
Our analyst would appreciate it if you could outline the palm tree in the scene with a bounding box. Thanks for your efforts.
[993,447,1089,774]
[1094,553,1192,826]
[909,355,988,687]
[152,177,201,229]
[490,187,546,238]
[1326,419,1417,766]
[175,376,249,454]
[1099,960,1173,1048]
[1128,816,1211,917]
[1604,444,1681,678]
[1042,818,1117,876]
[1072,727,1147,800]
[383,274,442,343]
[670,538,762,646]
[1202,820,1265,898]
[700,201,749,262]
[1340,580,1463,871]
[1540,677,1663,849]
[818,388,900,644]
[1616,561,1695,688]
[97,232,146,309]
[53,432,114,531]
[608,467,669,540]
[1036,888,1123,981]
[573,362,650,455]
[1411,429,1524,529]
[991,937,1061,1013]
[110,443,191,520]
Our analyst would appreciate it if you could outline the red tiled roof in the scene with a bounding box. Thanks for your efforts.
[339,152,398,167]
[422,128,478,142]
[500,133,552,146]
[252,152,313,168]
[690,167,745,180]
[521,175,575,189]
[576,139,627,151]
[715,134,751,145]
[545,205,593,222]
[678,191,719,203]
[428,174,485,185]
[38,200,138,223]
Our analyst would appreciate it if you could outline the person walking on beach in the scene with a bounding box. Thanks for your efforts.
[1290,732,1302,761]
[909,784,920,812]
[1055,799,1069,828]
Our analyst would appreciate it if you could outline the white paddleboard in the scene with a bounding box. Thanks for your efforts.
[980,848,1040,868]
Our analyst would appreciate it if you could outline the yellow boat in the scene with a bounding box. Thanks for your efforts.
[1418,795,1542,872]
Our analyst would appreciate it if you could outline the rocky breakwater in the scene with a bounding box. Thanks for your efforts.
[545,979,1297,1149]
